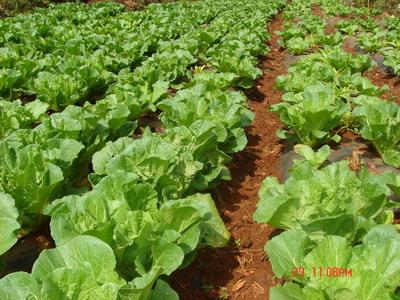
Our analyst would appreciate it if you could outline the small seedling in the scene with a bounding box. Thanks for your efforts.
[218,287,229,300]
[234,238,241,248]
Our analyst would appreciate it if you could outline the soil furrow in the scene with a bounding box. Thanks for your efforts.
[171,13,287,300]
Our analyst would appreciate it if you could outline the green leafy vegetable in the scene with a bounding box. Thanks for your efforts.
[254,145,398,242]
[0,235,125,300]
[271,84,348,147]
[0,193,20,256]
[353,101,400,167]
[268,225,400,299]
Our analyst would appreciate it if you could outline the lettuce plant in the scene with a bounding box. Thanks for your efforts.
[0,139,66,229]
[353,101,400,168]
[267,225,400,299]
[43,172,229,298]
[0,69,21,97]
[0,99,48,138]
[254,145,398,242]
[271,84,348,147]
[32,72,88,111]
[159,74,253,153]
[383,48,400,75]
[90,124,232,198]
[0,236,126,299]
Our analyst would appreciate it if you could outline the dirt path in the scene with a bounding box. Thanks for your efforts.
[171,14,287,300]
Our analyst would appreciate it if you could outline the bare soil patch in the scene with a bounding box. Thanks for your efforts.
[364,67,400,104]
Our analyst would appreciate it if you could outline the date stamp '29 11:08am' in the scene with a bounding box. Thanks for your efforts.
[292,267,353,278]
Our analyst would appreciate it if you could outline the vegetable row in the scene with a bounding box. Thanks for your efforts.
[0,0,225,110]
[275,0,400,166]
[254,0,400,298]
[318,0,400,76]
[278,0,398,60]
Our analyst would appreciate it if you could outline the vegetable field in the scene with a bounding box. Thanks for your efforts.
[0,0,399,299]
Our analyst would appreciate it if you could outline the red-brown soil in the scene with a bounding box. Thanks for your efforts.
[364,67,400,104]
[171,14,287,300]
[312,3,325,18]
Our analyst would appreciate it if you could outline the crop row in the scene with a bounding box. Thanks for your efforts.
[0,0,286,299]
[254,0,400,298]
[0,0,227,110]
[0,0,229,139]
[278,0,400,75]
[318,0,400,75]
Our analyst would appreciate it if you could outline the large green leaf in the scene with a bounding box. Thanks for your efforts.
[0,272,40,300]
[150,279,179,300]
[0,192,20,255]
[265,230,312,278]
[0,236,125,299]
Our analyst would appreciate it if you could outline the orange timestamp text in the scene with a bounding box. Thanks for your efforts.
[292,267,352,278]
